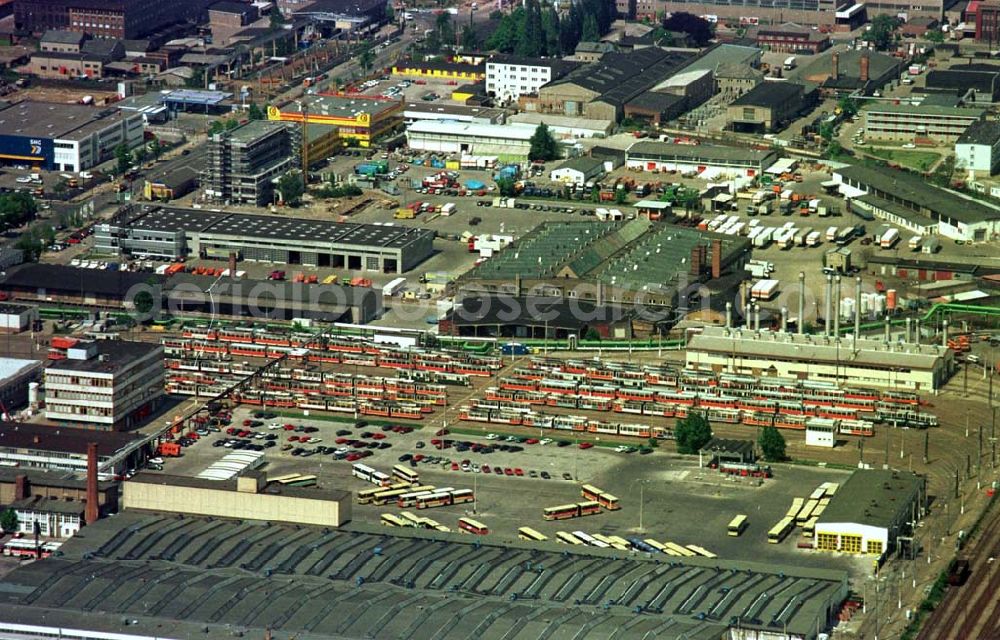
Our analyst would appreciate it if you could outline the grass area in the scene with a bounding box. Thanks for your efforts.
[862,147,941,172]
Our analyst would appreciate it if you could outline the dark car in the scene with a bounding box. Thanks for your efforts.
[399,453,413,462]
[557,440,572,447]
[336,429,351,436]
[540,471,551,479]
[562,473,573,480]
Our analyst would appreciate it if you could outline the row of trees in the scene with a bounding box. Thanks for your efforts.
[674,413,786,461]
[487,0,614,57]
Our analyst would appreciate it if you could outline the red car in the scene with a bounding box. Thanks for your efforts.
[371,432,387,440]
[346,453,361,461]
[243,419,252,426]
[482,465,492,474]
[413,454,425,462]
[579,442,594,450]
[514,468,524,476]
[436,428,449,436]
[335,437,349,444]
[288,435,299,442]
[504,468,514,476]
[283,424,295,431]
[525,438,539,445]
[450,462,459,471]
[430,439,441,446]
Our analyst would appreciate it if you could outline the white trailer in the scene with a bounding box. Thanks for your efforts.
[382,277,407,297]
[880,228,900,249]
[806,231,822,247]
[751,279,780,300]
[753,227,774,248]
[908,235,923,251]
[825,226,839,242]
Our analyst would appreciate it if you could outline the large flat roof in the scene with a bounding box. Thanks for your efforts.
[407,119,537,141]
[0,357,41,382]
[45,340,162,375]
[0,511,848,639]
[299,93,401,118]
[818,469,923,529]
[0,422,143,458]
[0,101,131,141]
[627,141,777,165]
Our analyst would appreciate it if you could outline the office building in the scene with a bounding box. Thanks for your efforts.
[44,340,165,430]
[653,0,850,28]
[861,102,984,143]
[0,357,42,411]
[205,120,293,206]
[0,101,144,172]
[0,422,146,475]
[956,119,1000,176]
[14,0,213,38]
[485,55,579,104]
[753,22,831,53]
[267,94,402,148]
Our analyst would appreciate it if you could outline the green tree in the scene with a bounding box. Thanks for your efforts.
[277,170,305,206]
[674,412,713,454]
[824,140,843,160]
[461,25,479,50]
[247,102,266,120]
[516,0,544,56]
[208,120,224,136]
[582,14,599,41]
[496,177,516,197]
[185,67,206,89]
[224,118,240,131]
[584,327,601,340]
[542,7,561,56]
[758,425,787,461]
[865,15,900,51]
[436,12,455,49]
[269,9,285,30]
[149,137,163,160]
[0,508,17,533]
[662,12,713,46]
[614,187,627,204]
[926,29,945,43]
[386,3,395,22]
[528,123,559,161]
[837,96,861,118]
[359,45,375,75]
[134,145,148,164]
[114,143,132,176]
[819,121,835,141]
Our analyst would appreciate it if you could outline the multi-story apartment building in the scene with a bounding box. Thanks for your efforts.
[485,55,579,104]
[861,102,985,143]
[205,120,293,206]
[44,340,164,431]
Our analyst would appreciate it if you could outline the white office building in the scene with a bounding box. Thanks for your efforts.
[955,120,1000,177]
[485,56,579,104]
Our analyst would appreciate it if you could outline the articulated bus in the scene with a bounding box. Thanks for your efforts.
[580,484,621,510]
[392,464,420,485]
[785,497,804,520]
[458,517,489,535]
[686,545,717,558]
[605,535,632,551]
[728,514,748,537]
[357,487,384,505]
[353,463,392,487]
[371,488,411,505]
[543,501,601,520]
[381,513,409,527]
[270,473,303,484]
[768,517,794,544]
[518,527,549,541]
[573,531,609,548]
[399,511,424,527]
[796,499,819,525]
[556,531,584,545]
[396,488,441,508]
[644,539,668,553]
[2,539,61,558]
[664,542,695,557]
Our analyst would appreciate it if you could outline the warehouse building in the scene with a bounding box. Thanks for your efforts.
[922,65,1000,103]
[625,141,778,179]
[653,0,852,28]
[815,469,925,557]
[390,60,485,82]
[0,101,144,172]
[861,102,984,143]
[402,102,506,125]
[97,207,435,273]
[267,94,402,148]
[406,120,563,162]
[0,358,42,412]
[955,119,1000,176]
[686,326,954,391]
[44,340,164,431]
[124,470,352,527]
[0,467,119,520]
[727,81,818,133]
[0,422,147,476]
[549,156,606,186]
[205,120,293,206]
[799,50,901,97]
[835,164,1000,242]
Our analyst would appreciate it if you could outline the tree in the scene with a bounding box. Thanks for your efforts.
[758,425,786,461]
[185,67,205,89]
[837,96,861,118]
[824,140,844,160]
[528,123,559,162]
[582,14,599,41]
[674,412,712,454]
[662,12,713,46]
[496,177,516,197]
[359,45,375,75]
[461,25,479,50]
[436,12,455,49]
[269,8,285,30]
[114,143,132,176]
[277,170,305,206]
[224,118,240,131]
[926,29,945,43]
[149,137,163,161]
[516,0,544,56]
[865,15,900,51]
[614,187,627,204]
[818,121,835,141]
[247,102,266,120]
[584,327,601,341]
[134,145,148,164]
[542,7,561,56]
[0,509,16,533]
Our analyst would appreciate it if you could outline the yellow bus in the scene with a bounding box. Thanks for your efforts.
[664,542,695,557]
[644,539,668,553]
[392,464,420,485]
[607,535,632,550]
[810,486,827,501]
[270,473,303,484]
[357,487,384,505]
[686,545,717,558]
[372,488,411,506]
[768,517,794,544]
[785,498,804,520]
[796,499,819,525]
[556,531,584,545]
[381,513,409,527]
[518,527,549,541]
[802,516,818,537]
[727,514,748,537]
[399,511,424,527]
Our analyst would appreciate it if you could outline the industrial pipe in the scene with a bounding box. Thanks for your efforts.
[942,320,949,348]
[915,318,921,346]
[854,277,862,341]
[906,318,912,343]
[781,307,788,333]
[725,301,732,331]
[884,316,891,343]
[798,272,806,335]
[833,276,842,339]
[824,275,833,337]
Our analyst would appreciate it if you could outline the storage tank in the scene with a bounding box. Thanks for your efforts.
[886,289,897,311]
[28,382,39,407]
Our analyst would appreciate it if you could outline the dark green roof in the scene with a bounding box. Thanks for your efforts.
[818,469,923,529]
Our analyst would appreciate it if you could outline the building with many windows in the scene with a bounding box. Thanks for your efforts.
[956,119,1000,176]
[44,340,164,431]
[485,55,579,104]
[753,22,830,53]
[14,0,213,38]
[861,102,985,143]
[205,120,293,206]
[267,94,402,148]
[814,469,924,557]
[625,141,778,179]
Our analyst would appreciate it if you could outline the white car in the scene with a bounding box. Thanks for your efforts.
[539,438,553,445]
[307,437,322,444]
[614,445,630,453]
[148,457,164,465]
[486,433,499,440]
[15,176,31,183]
[267,422,283,429]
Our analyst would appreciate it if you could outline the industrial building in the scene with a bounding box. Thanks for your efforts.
[96,207,435,273]
[549,156,606,186]
[205,120,293,206]
[0,357,42,412]
[124,470,352,528]
[922,65,1000,103]
[955,119,1000,176]
[861,102,984,143]
[798,50,901,97]
[753,22,830,53]
[0,101,144,172]
[727,81,818,133]
[4,511,851,640]
[402,102,506,125]
[44,340,165,431]
[625,141,778,179]
[0,302,37,333]
[0,467,119,516]
[0,422,147,476]
[267,94,402,148]
[685,326,954,391]
[406,121,560,162]
[14,0,213,38]
[835,164,1000,242]
[815,469,925,557]
[653,0,851,27]
[506,112,615,138]
[439,295,635,340]
[485,55,579,104]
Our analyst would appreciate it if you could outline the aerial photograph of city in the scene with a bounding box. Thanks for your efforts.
[0,0,994,639]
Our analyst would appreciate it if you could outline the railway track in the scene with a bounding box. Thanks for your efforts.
[917,498,1000,640]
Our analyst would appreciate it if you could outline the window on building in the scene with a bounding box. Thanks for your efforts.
[867,540,884,555]
[841,534,863,554]
[816,532,838,551]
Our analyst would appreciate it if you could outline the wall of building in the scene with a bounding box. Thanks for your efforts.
[863,108,982,142]
[956,141,1000,176]
[123,481,351,527]
[814,522,888,555]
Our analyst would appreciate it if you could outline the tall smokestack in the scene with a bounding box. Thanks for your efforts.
[14,474,27,501]
[860,53,870,83]
[833,276,842,339]
[85,442,99,525]
[781,307,788,333]
[725,301,732,330]
[824,275,832,336]
[689,247,702,276]
[854,276,861,345]
[884,316,891,343]
[831,52,839,81]
[906,317,912,343]
[711,238,722,279]
[798,272,805,335]
[942,320,949,348]
[753,304,760,332]
[228,252,237,278]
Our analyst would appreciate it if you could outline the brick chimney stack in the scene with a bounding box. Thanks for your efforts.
[831,52,839,80]
[860,54,870,83]
[689,246,702,276]
[13,474,27,501]
[711,239,722,279]
[85,442,99,525]
[228,252,237,278]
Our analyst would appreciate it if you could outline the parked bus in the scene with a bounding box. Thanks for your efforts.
[605,535,632,551]
[399,511,424,527]
[581,484,620,510]
[287,475,316,487]
[397,488,439,507]
[644,539,668,553]
[270,473,303,484]
[728,514,749,537]
[664,542,695,557]
[556,531,584,545]
[573,531,609,548]
[380,513,409,527]
[802,516,818,537]
[544,504,583,520]
[353,463,392,486]
[392,464,420,485]
[518,526,549,541]
[415,492,454,509]
[796,499,819,525]
[809,486,827,501]
[450,489,475,504]
[357,487,384,505]
[371,488,411,505]
[785,497,804,519]
[2,539,60,558]
[768,517,794,543]
[686,545,717,558]
[458,517,489,535]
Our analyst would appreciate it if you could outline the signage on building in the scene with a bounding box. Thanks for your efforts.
[0,135,55,167]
